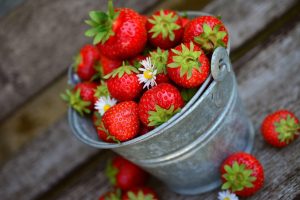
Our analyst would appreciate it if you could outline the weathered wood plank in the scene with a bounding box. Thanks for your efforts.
[203,0,297,49]
[0,0,160,122]
[0,117,99,200]
[1,1,299,200]
[36,15,300,200]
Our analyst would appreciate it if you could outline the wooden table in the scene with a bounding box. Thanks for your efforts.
[0,0,300,199]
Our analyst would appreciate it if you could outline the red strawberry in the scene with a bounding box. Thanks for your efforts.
[99,189,121,200]
[220,152,264,197]
[102,101,140,142]
[105,63,143,102]
[92,112,115,143]
[106,156,149,191]
[167,42,210,88]
[85,0,147,60]
[99,53,122,76]
[183,15,229,54]
[181,17,190,27]
[122,187,158,200]
[74,44,100,81]
[129,54,147,69]
[261,110,300,147]
[149,48,170,84]
[61,82,97,115]
[138,83,184,127]
[146,10,183,49]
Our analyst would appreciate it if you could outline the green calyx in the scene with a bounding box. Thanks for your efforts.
[104,62,139,79]
[168,42,201,79]
[148,105,181,127]
[94,81,110,98]
[274,115,300,144]
[221,161,257,192]
[181,88,198,102]
[73,53,82,71]
[105,159,119,185]
[104,189,122,200]
[85,0,120,44]
[60,89,91,116]
[148,10,181,41]
[194,23,227,53]
[150,48,168,74]
[127,191,156,200]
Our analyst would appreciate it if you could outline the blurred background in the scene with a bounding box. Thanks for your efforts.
[0,0,299,200]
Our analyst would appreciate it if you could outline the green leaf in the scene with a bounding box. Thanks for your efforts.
[203,23,212,34]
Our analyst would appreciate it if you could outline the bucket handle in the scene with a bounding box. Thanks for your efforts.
[211,47,232,82]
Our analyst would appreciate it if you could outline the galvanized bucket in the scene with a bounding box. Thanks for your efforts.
[68,12,254,195]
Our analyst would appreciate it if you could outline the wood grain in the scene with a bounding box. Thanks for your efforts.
[0,0,160,122]
[36,16,300,200]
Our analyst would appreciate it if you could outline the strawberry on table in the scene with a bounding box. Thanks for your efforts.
[146,10,183,49]
[106,156,149,191]
[183,16,229,54]
[85,0,147,60]
[122,187,158,200]
[138,83,184,127]
[105,63,143,102]
[61,82,98,116]
[261,110,300,147]
[102,101,140,142]
[73,44,100,81]
[220,152,264,197]
[167,42,210,88]
[98,189,122,200]
[149,48,170,84]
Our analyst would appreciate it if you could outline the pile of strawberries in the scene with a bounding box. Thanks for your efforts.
[62,0,229,143]
[61,0,300,199]
[99,155,158,200]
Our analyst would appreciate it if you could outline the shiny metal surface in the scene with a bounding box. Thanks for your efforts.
[68,12,254,195]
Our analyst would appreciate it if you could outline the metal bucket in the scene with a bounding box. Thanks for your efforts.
[67,12,254,195]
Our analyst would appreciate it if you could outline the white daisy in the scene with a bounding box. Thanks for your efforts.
[137,57,157,89]
[218,190,239,200]
[94,96,117,116]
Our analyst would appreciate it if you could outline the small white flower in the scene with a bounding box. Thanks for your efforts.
[94,96,117,116]
[137,57,157,89]
[218,190,239,200]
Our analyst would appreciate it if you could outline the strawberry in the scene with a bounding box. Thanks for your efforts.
[99,189,122,200]
[105,63,143,102]
[167,42,210,88]
[102,101,140,142]
[183,15,229,54]
[73,44,100,81]
[181,17,190,28]
[99,53,122,76]
[261,110,300,147]
[138,83,184,127]
[146,10,183,49]
[106,156,149,191]
[85,0,147,60]
[61,82,97,116]
[93,111,117,143]
[122,187,158,200]
[220,152,264,197]
[149,48,170,84]
[129,54,147,69]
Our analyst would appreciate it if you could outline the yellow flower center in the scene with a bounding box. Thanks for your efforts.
[224,197,230,200]
[143,70,153,80]
[103,104,111,112]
